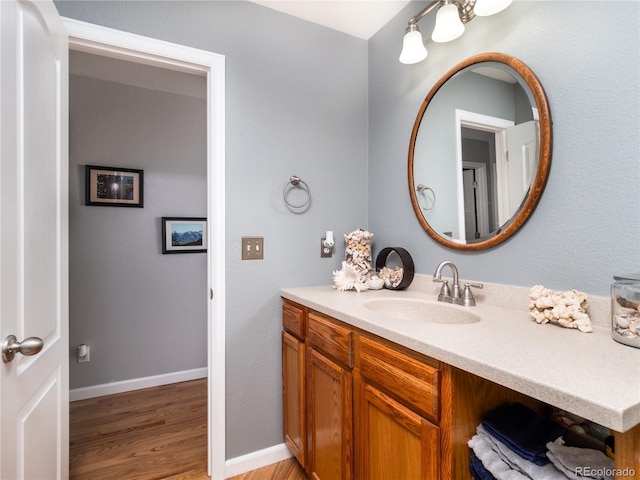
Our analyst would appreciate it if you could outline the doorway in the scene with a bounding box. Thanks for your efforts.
[63,18,226,479]
[455,109,514,240]
[462,161,490,240]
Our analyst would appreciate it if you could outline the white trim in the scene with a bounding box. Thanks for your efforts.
[62,17,217,75]
[455,109,514,232]
[69,368,208,402]
[224,444,293,478]
[205,22,227,480]
[62,18,226,480]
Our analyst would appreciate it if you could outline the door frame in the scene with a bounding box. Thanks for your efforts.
[455,109,514,232]
[62,18,226,479]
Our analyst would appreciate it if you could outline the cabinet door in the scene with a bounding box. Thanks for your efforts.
[357,381,440,480]
[308,348,353,480]
[282,331,306,467]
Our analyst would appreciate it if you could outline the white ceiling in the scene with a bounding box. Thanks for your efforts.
[249,0,412,39]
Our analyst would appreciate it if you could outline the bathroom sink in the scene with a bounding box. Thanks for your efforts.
[363,298,481,324]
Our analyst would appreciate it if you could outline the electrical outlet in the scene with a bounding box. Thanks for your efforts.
[320,237,332,258]
[242,236,264,260]
[78,345,90,363]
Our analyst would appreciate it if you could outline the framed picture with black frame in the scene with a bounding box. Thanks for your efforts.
[85,165,144,207]
[162,217,207,254]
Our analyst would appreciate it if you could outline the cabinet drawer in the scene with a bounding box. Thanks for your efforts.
[283,300,305,340]
[359,336,440,422]
[308,311,354,369]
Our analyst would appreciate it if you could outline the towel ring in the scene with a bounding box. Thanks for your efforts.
[283,176,311,209]
[416,184,435,211]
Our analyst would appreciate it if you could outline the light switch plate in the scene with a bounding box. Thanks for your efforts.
[242,236,264,260]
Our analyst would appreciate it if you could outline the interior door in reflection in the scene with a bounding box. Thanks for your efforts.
[502,120,539,220]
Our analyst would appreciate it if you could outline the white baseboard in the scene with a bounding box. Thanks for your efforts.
[224,443,293,478]
[69,367,208,402]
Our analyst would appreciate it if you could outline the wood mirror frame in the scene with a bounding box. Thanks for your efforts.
[408,52,552,251]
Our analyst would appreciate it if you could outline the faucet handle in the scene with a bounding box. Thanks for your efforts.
[461,283,483,306]
[436,279,451,301]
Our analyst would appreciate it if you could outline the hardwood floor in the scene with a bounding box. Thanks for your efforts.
[70,379,208,479]
[70,378,307,479]
[227,458,307,480]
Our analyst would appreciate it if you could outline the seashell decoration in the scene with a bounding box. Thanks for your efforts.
[332,261,369,292]
[344,229,373,278]
[333,229,373,293]
[379,266,404,289]
[528,285,593,333]
[613,295,640,342]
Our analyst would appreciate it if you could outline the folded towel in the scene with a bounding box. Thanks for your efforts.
[470,448,497,480]
[482,402,567,465]
[546,438,614,480]
[474,425,568,480]
[469,432,530,480]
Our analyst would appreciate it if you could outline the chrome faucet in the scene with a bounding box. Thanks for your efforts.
[432,261,483,307]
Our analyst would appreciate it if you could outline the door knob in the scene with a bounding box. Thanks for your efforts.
[2,335,44,363]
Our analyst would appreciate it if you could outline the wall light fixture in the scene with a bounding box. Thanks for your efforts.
[399,0,513,64]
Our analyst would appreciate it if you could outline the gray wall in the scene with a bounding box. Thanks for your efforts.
[69,68,208,389]
[57,0,639,462]
[370,0,639,295]
[56,0,369,460]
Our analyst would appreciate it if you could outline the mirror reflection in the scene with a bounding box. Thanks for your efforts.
[409,53,552,250]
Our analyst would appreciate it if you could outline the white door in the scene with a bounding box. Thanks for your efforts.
[0,1,69,479]
[504,120,539,219]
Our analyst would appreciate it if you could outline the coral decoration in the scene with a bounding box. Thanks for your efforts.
[528,285,593,333]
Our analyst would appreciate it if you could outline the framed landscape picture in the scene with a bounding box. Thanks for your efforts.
[85,165,144,207]
[162,217,207,254]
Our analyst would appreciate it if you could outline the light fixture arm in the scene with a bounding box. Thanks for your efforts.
[406,0,440,28]
[406,0,476,30]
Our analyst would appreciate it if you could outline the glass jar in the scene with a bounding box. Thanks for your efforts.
[611,274,640,348]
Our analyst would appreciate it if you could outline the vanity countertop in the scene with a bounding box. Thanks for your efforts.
[280,282,640,433]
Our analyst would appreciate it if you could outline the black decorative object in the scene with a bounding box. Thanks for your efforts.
[375,247,415,290]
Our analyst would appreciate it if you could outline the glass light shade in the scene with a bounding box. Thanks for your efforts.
[399,29,428,64]
[473,0,513,16]
[431,4,465,43]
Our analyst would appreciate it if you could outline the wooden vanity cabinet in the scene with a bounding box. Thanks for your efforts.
[282,301,307,468]
[282,300,440,479]
[307,311,354,480]
[357,383,440,479]
[284,299,640,480]
[356,335,441,480]
[308,348,353,479]
[282,300,354,480]
[282,331,306,467]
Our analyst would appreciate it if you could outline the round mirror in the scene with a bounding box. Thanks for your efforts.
[408,53,552,251]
